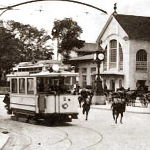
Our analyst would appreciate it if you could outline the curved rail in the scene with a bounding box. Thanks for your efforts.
[0,0,107,14]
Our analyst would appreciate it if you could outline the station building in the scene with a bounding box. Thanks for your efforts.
[70,43,97,89]
[70,13,150,91]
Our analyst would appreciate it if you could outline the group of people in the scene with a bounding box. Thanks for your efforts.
[110,92,126,124]
[78,88,126,123]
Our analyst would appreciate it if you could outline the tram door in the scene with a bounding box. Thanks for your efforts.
[38,94,46,113]
[37,78,46,113]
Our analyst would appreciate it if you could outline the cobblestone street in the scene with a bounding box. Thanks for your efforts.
[0,95,150,150]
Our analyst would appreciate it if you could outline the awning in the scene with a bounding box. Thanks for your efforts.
[98,72,124,77]
[70,54,94,61]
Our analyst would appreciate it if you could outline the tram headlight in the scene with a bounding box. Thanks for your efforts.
[62,103,68,109]
[52,64,59,72]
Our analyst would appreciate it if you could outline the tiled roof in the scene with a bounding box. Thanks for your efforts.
[70,54,94,61]
[114,14,150,40]
[17,60,61,67]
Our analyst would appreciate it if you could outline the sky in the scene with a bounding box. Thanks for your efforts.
[0,0,150,43]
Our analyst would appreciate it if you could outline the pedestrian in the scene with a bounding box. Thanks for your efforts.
[82,95,92,120]
[3,93,12,114]
[80,88,88,101]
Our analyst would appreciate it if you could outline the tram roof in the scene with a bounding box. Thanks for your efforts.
[13,60,62,70]
[7,71,78,77]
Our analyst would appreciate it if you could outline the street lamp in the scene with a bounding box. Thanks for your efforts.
[93,46,105,96]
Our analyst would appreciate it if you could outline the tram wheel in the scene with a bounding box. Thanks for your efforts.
[44,118,55,126]
[11,115,19,121]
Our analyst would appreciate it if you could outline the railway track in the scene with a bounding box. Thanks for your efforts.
[78,126,103,150]
[0,127,32,150]
[56,124,103,150]
[0,118,103,150]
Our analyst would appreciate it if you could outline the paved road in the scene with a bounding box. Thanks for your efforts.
[0,96,150,150]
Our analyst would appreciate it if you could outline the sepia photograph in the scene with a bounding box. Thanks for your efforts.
[0,0,150,149]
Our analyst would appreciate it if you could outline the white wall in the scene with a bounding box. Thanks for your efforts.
[129,40,150,89]
[100,16,130,90]
[78,61,96,87]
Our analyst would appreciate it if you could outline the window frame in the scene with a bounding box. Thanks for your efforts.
[19,78,25,94]
[11,78,18,93]
[27,78,34,94]
[110,40,117,63]
[136,49,147,71]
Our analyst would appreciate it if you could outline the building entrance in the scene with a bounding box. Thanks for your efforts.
[110,79,115,91]
[136,80,147,91]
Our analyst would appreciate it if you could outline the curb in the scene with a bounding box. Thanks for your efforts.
[91,105,150,114]
[0,133,9,150]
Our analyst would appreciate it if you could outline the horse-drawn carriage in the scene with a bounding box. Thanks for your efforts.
[110,89,149,108]
[127,90,149,107]
[138,92,149,107]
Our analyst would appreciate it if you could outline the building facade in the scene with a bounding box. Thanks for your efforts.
[98,13,150,90]
[71,13,150,91]
[70,43,97,89]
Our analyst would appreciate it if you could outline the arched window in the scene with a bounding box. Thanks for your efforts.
[110,79,115,91]
[119,43,123,70]
[119,79,122,88]
[103,46,107,71]
[136,49,147,71]
[110,40,117,68]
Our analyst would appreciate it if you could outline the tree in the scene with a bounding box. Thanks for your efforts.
[51,18,85,62]
[0,20,54,85]
[6,20,54,62]
[0,26,21,84]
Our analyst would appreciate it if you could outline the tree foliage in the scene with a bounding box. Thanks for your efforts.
[0,27,21,69]
[51,18,85,61]
[7,20,53,62]
[0,27,21,82]
[0,20,53,84]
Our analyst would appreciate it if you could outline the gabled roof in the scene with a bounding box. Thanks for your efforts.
[96,14,113,42]
[114,14,150,40]
[97,13,150,41]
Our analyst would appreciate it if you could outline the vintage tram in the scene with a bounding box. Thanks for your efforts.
[6,61,79,123]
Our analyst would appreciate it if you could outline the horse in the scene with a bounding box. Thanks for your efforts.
[140,94,149,108]
[82,96,92,120]
[111,93,126,124]
[125,90,137,106]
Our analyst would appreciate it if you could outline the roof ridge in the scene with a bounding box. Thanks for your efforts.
[115,13,150,19]
[114,14,150,40]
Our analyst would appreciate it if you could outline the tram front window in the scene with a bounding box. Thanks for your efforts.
[19,78,25,94]
[37,77,72,94]
[27,78,34,94]
[11,78,17,93]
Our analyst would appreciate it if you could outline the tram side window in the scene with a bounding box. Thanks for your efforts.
[27,78,34,94]
[19,78,25,94]
[11,78,17,93]
[64,77,71,91]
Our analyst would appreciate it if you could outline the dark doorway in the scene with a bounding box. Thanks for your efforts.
[110,79,115,91]
[136,80,146,91]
